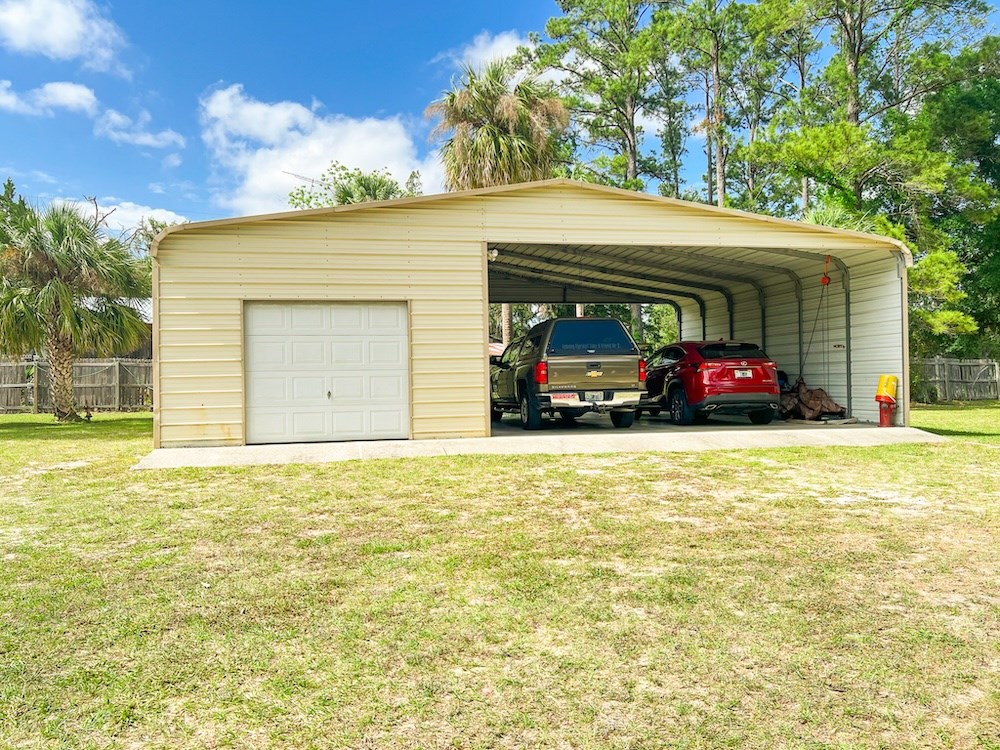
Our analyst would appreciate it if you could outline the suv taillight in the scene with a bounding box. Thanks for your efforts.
[639,359,647,383]
[534,361,548,385]
[697,362,723,372]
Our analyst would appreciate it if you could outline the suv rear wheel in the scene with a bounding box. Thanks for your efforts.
[669,389,695,426]
[748,408,774,425]
[519,391,542,430]
[610,410,635,428]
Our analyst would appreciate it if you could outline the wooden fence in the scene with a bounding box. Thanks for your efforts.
[0,358,153,413]
[913,357,1000,402]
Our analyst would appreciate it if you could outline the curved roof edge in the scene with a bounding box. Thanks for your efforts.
[151,178,913,266]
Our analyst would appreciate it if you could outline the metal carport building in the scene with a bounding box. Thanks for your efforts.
[152,179,911,448]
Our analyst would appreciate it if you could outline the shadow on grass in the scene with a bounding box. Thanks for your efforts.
[914,425,1000,442]
[0,414,152,442]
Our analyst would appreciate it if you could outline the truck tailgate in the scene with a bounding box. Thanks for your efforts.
[546,355,640,390]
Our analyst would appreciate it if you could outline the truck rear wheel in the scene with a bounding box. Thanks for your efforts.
[519,392,542,430]
[610,410,635,428]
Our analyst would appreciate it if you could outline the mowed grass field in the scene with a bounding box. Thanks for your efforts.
[1,406,998,749]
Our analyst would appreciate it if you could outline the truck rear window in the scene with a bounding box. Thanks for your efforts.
[546,320,638,356]
[698,342,770,360]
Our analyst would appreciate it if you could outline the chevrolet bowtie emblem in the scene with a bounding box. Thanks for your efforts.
[586,370,603,377]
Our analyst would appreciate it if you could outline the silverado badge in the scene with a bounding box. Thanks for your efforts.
[586,370,603,378]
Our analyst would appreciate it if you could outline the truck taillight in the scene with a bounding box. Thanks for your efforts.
[639,359,647,383]
[534,361,548,385]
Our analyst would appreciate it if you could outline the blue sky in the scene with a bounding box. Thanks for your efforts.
[2,0,997,232]
[0,0,554,230]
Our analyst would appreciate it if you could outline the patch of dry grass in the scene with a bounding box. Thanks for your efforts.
[0,410,998,749]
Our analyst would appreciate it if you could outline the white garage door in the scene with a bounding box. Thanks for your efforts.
[244,302,409,444]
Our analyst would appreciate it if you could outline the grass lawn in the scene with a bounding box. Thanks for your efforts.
[1,406,998,749]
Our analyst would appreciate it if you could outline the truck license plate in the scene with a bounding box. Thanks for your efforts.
[584,391,604,402]
[735,369,752,379]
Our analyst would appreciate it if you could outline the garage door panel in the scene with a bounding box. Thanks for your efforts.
[291,411,328,436]
[291,305,326,330]
[291,340,327,365]
[369,304,406,330]
[331,375,364,399]
[245,302,409,444]
[370,408,405,435]
[331,305,364,330]
[370,374,405,400]
[332,341,365,365]
[247,340,288,367]
[246,304,287,331]
[370,340,405,365]
[331,410,365,435]
[248,376,289,402]
[291,376,327,402]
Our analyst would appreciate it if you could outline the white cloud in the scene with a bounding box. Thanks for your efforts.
[0,79,96,115]
[94,109,186,149]
[199,84,444,216]
[161,153,182,169]
[98,200,187,232]
[0,0,127,74]
[147,182,164,194]
[31,81,98,114]
[50,196,187,233]
[436,29,531,71]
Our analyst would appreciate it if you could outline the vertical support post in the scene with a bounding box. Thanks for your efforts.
[994,361,999,400]
[31,361,39,413]
[113,358,121,412]
[943,359,951,402]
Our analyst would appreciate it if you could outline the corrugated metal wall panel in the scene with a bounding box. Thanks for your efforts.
[761,278,802,378]
[797,280,849,408]
[849,259,905,423]
[731,289,762,344]
[676,299,703,340]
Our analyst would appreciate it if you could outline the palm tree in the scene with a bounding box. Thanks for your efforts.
[428,58,569,190]
[428,58,569,340]
[0,202,150,421]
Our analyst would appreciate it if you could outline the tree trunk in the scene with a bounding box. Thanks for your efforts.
[575,303,586,317]
[46,331,79,422]
[501,303,513,345]
[801,177,810,215]
[711,34,725,208]
[704,75,714,204]
[630,303,643,343]
[625,98,639,183]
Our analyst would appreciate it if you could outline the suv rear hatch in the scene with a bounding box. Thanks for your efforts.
[696,342,778,393]
[544,319,642,391]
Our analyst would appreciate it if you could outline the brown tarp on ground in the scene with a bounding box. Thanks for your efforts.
[780,377,847,421]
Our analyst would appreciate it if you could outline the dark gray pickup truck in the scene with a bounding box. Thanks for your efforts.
[490,317,648,430]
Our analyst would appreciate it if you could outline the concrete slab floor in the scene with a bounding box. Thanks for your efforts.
[134,413,947,470]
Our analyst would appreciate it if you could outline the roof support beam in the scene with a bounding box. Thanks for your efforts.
[497,247,747,340]
[492,262,710,339]
[493,266,709,339]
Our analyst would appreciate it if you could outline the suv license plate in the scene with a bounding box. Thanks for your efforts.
[735,369,752,379]
[584,391,604,402]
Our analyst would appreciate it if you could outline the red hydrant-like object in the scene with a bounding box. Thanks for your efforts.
[876,375,899,427]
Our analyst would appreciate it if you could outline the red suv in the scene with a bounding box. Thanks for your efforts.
[642,341,780,425]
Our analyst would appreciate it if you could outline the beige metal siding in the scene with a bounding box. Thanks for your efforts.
[155,183,907,445]
[156,223,487,447]
[849,259,906,424]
